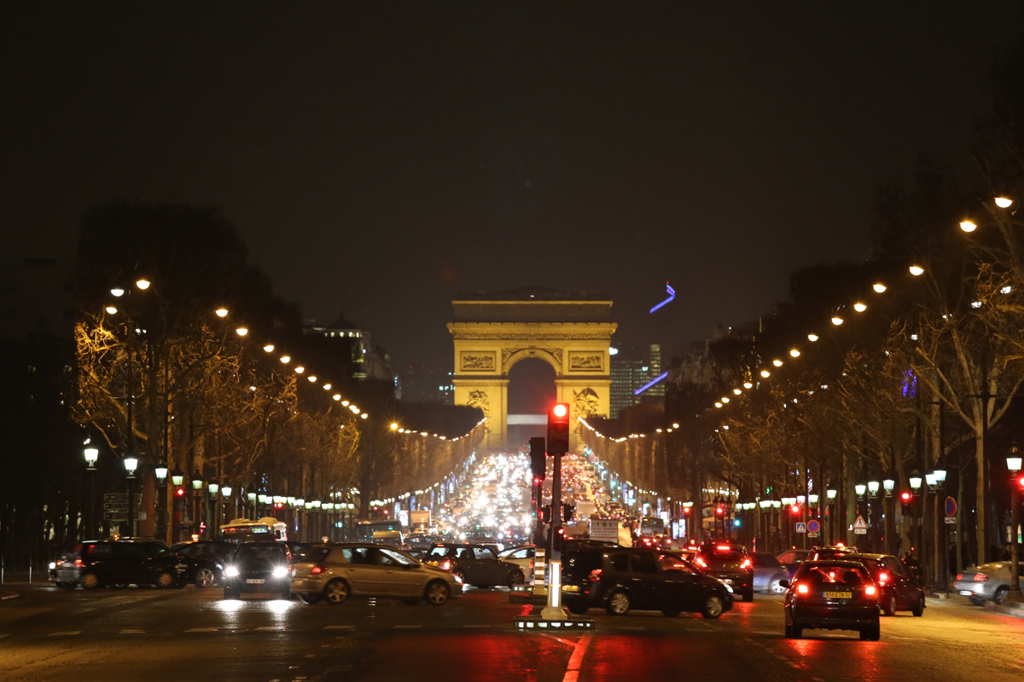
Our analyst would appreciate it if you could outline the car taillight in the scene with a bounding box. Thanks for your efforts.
[878,572,888,583]
[441,560,451,571]
[588,569,603,581]
[695,557,707,568]
[310,566,325,575]
[955,573,963,581]
[796,583,809,595]
[74,559,84,568]
[741,559,752,570]
[864,585,877,596]
[973,573,988,582]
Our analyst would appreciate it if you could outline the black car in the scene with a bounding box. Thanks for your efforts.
[223,542,293,599]
[422,542,524,588]
[52,539,187,589]
[170,540,236,588]
[694,542,754,601]
[562,547,733,619]
[784,560,881,640]
[842,553,925,617]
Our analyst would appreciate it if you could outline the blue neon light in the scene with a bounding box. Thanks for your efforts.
[634,371,668,395]
[649,282,676,314]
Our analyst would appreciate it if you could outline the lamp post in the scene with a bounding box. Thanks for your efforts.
[192,473,204,539]
[155,463,168,542]
[83,447,99,539]
[208,482,220,537]
[883,479,895,555]
[247,492,257,520]
[826,489,837,545]
[221,485,233,525]
[1007,448,1023,603]
[933,469,947,591]
[171,469,184,542]
[909,474,923,559]
[124,455,139,537]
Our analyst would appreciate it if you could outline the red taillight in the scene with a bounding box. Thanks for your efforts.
[441,560,451,571]
[878,572,888,583]
[973,573,988,582]
[695,557,707,568]
[796,583,809,595]
[955,573,963,581]
[864,585,877,596]
[717,545,730,551]
[74,559,84,568]
[588,569,603,581]
[310,566,325,575]
[741,558,752,570]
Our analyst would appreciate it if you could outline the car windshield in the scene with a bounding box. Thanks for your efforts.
[295,546,331,564]
[235,545,285,566]
[801,564,870,585]
[700,548,744,562]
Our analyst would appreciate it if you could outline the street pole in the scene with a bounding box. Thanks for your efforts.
[1007,450,1023,602]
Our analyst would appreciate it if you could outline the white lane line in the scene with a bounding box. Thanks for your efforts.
[185,627,219,633]
[393,624,422,629]
[119,629,145,634]
[325,625,355,630]
[256,626,283,631]
[562,633,593,682]
[47,631,82,637]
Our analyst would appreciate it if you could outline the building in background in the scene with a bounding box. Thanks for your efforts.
[0,257,75,341]
[303,313,394,385]
[609,343,663,417]
[398,365,455,404]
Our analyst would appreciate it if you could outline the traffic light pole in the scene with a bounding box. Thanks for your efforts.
[541,449,566,620]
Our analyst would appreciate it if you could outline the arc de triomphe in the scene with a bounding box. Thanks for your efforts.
[448,289,617,451]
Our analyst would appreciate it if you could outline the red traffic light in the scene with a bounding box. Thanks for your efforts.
[715,505,724,516]
[174,487,186,497]
[1017,475,1024,488]
[553,403,568,418]
[790,504,800,514]
[900,491,912,502]
[547,402,571,455]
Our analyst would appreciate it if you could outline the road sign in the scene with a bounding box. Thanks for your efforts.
[103,493,127,502]
[808,532,820,538]
[806,520,820,534]
[945,497,957,516]
[854,528,867,535]
[853,515,868,530]
[945,517,957,524]
[589,519,619,543]
[795,522,807,534]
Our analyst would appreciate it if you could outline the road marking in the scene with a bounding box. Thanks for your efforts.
[256,626,283,631]
[47,631,81,637]
[185,627,219,633]
[119,629,145,634]
[393,625,421,629]
[562,633,593,682]
[325,625,354,630]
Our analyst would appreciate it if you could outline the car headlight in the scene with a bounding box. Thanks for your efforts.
[48,562,57,570]
[272,566,289,579]
[453,573,464,584]
[224,566,239,578]
[721,581,734,594]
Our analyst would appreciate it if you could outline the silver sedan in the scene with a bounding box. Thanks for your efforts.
[954,562,1015,605]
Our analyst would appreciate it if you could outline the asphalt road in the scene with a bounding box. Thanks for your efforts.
[1,584,1022,682]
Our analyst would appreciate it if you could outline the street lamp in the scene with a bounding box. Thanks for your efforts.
[124,455,139,537]
[883,479,894,496]
[84,447,99,538]
[855,484,866,500]
[1007,448,1023,603]
[154,463,168,541]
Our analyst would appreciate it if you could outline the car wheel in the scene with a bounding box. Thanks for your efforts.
[994,586,1010,605]
[860,623,880,641]
[566,600,589,615]
[402,597,421,606]
[911,593,924,617]
[769,578,786,595]
[606,590,630,616]
[425,580,450,606]
[789,623,803,639]
[194,568,217,589]
[323,579,350,605]
[701,593,724,619]
[155,571,176,589]
[80,572,101,590]
[882,594,897,616]
[507,570,525,588]
[299,592,323,605]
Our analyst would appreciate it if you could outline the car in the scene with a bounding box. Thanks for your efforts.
[750,552,789,594]
[811,545,858,561]
[694,542,754,601]
[561,547,733,619]
[841,553,924,617]
[498,545,535,573]
[290,543,461,606]
[784,560,881,640]
[955,562,1016,605]
[222,542,293,599]
[423,542,525,587]
[170,540,235,588]
[52,539,187,589]
[776,548,815,579]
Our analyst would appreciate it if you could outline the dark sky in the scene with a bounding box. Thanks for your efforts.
[4,3,1022,370]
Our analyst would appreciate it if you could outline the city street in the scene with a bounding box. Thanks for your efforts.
[1,585,1021,682]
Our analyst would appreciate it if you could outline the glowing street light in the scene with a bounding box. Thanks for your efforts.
[807,334,819,342]
[831,316,844,326]
[105,305,118,314]
[995,197,1014,208]
[853,303,867,312]
[263,344,275,352]
[215,307,229,318]
[873,283,887,293]
[789,349,800,358]
[135,278,151,290]
[235,327,248,336]
[110,288,125,297]
[773,359,783,367]
[909,265,925,276]
[760,370,770,378]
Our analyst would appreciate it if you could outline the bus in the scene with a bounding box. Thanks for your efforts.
[218,517,288,544]
[354,519,404,542]
[639,516,666,537]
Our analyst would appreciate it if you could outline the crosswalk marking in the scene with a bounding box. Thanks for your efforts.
[47,631,81,637]
[119,629,145,634]
[256,626,283,631]
[185,627,219,633]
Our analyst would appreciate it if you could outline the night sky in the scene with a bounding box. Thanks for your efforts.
[4,3,1022,370]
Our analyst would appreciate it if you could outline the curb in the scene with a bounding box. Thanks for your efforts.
[991,601,1024,619]
[0,593,20,601]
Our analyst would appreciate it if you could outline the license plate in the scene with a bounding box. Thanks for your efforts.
[824,591,852,599]
[246,579,265,584]
[562,585,579,593]
[959,590,973,596]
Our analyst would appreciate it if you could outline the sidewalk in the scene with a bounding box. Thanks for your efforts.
[989,599,1024,619]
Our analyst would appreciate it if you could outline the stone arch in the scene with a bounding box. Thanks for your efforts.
[502,347,562,375]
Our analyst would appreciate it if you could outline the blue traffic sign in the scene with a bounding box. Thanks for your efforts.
[806,519,820,534]
[945,497,957,516]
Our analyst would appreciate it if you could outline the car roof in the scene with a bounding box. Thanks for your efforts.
[801,559,868,568]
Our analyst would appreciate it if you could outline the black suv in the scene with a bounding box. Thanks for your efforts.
[561,546,733,618]
[838,553,924,617]
[694,542,754,601]
[170,540,236,588]
[423,542,524,588]
[53,539,187,589]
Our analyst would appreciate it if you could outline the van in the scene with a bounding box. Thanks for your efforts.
[372,530,404,549]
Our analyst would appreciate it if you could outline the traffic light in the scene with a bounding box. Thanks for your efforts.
[539,505,552,523]
[790,504,801,515]
[547,402,571,456]
[900,491,912,515]
[562,503,575,522]
[715,504,725,517]
[529,437,546,483]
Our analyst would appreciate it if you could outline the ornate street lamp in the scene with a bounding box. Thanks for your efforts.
[883,479,895,497]
[124,455,139,536]
[83,447,99,538]
[1007,448,1023,603]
